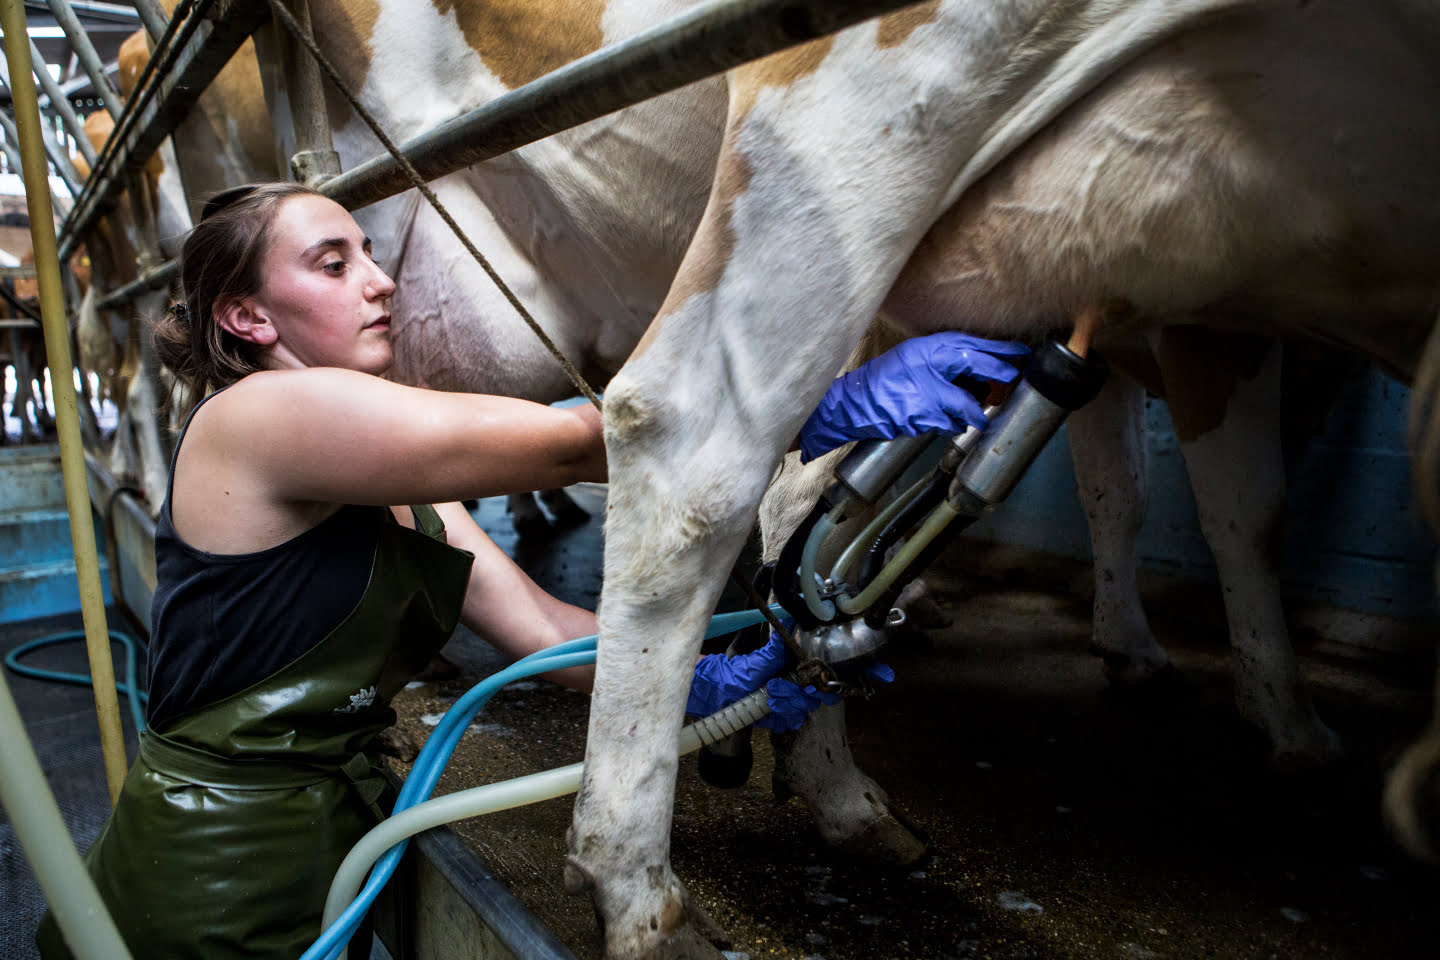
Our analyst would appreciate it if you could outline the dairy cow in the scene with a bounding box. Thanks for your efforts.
[567,2,1440,955]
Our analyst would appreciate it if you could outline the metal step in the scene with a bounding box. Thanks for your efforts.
[0,442,65,512]
[0,506,82,568]
[0,554,111,625]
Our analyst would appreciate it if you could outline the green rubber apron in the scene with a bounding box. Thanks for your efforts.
[37,504,473,960]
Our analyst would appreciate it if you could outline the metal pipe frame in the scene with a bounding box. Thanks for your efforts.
[0,88,80,193]
[0,128,23,174]
[131,0,169,43]
[27,34,96,166]
[46,0,127,118]
[96,257,175,309]
[58,0,270,262]
[0,0,129,805]
[72,0,926,307]
[272,0,339,186]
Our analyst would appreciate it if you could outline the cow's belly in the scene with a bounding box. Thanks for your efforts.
[884,3,1440,379]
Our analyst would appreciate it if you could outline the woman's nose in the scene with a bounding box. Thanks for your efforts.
[368,262,397,299]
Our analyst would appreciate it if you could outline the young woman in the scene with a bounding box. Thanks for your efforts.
[36,181,1025,960]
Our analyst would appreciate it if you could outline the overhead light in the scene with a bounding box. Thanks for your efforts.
[0,27,70,39]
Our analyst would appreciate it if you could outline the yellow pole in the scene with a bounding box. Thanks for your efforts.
[1,0,129,804]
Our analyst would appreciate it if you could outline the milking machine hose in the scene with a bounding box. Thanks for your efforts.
[303,605,785,960]
[4,629,149,735]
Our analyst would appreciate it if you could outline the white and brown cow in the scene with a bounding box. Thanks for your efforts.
[569,2,1440,956]
[148,0,1440,955]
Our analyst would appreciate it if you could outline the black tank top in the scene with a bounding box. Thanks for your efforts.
[145,389,384,728]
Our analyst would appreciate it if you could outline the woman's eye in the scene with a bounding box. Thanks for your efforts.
[322,260,347,275]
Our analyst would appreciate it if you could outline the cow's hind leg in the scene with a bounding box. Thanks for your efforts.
[566,368,791,959]
[567,23,1004,952]
[1069,374,1173,683]
[758,452,928,863]
[1157,329,1341,770]
[1385,320,1440,861]
[539,486,591,528]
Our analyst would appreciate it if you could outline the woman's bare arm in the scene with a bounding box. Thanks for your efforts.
[433,501,597,692]
[193,368,606,508]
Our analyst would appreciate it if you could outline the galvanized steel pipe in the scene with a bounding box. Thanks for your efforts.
[27,35,96,166]
[45,0,126,118]
[59,0,269,261]
[131,0,169,43]
[0,48,83,194]
[0,0,130,804]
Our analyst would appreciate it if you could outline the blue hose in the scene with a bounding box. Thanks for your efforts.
[301,605,783,960]
[4,630,149,734]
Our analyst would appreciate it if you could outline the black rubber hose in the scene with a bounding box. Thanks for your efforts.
[854,469,951,591]
[863,511,980,629]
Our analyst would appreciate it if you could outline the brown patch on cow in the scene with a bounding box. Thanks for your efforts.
[117,30,148,99]
[875,1,940,49]
[309,0,380,129]
[634,148,754,360]
[1155,326,1271,444]
[731,37,834,117]
[432,0,603,90]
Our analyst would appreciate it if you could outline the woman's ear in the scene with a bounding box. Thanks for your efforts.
[214,297,277,347]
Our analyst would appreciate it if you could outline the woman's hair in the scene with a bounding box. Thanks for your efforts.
[152,181,322,413]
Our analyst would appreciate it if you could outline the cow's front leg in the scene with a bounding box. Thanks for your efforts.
[568,20,1000,951]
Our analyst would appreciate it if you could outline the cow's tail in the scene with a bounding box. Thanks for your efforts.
[1408,315,1440,534]
[1388,314,1440,861]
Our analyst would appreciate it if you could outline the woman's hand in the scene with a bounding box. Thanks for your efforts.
[799,331,1030,462]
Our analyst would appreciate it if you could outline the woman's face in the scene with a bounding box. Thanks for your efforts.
[248,194,397,375]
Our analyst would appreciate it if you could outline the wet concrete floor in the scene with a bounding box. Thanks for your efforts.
[389,485,1438,959]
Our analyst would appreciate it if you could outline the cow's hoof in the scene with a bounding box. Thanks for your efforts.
[1096,653,1189,700]
[627,923,727,960]
[830,810,928,866]
[1383,732,1440,862]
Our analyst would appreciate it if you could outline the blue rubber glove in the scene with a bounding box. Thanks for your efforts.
[688,632,896,731]
[757,679,842,732]
[799,331,1030,462]
[755,659,894,732]
[687,632,789,718]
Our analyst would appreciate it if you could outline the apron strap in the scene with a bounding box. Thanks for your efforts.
[141,732,390,824]
[141,730,336,790]
[338,750,389,822]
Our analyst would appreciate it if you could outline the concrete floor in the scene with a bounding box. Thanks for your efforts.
[385,484,1440,960]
